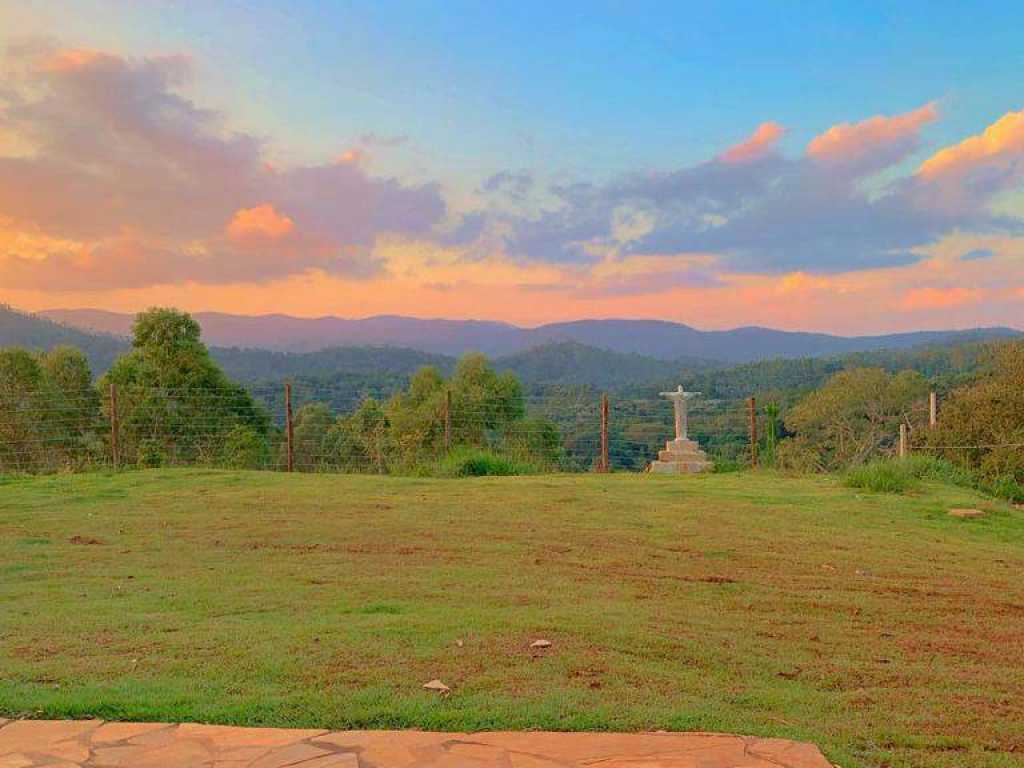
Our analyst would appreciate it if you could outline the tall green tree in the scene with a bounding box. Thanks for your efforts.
[449,353,524,446]
[39,346,101,461]
[100,308,269,466]
[0,349,48,472]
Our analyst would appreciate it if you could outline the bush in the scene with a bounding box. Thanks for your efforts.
[843,455,1024,501]
[982,475,1024,503]
[435,447,538,477]
[712,458,744,473]
[220,425,271,469]
[900,455,974,486]
[844,460,915,493]
[775,439,823,473]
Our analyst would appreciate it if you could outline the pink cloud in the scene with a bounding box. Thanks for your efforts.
[899,286,984,311]
[0,43,443,290]
[806,103,938,172]
[718,122,785,164]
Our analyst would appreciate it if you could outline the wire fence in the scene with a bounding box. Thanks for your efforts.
[0,381,762,476]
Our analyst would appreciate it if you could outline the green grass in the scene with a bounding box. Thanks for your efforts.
[1,469,1023,767]
[844,456,1024,502]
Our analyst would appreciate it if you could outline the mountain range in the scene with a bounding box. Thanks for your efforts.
[38,308,1020,363]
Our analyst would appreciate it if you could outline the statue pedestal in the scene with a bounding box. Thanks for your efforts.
[650,438,712,474]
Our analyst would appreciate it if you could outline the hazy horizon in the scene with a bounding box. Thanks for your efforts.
[32,305,1023,338]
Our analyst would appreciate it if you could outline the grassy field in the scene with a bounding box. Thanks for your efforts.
[1,469,1022,767]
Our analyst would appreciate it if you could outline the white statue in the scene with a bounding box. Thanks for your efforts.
[659,385,700,442]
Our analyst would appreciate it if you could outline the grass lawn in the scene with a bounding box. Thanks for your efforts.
[1,469,1022,767]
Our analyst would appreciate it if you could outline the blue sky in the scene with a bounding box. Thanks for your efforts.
[10,1,1022,179]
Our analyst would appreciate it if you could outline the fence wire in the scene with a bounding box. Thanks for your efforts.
[0,382,762,476]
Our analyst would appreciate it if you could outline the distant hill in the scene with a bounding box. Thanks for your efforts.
[41,307,1020,362]
[0,304,127,372]
[494,342,718,390]
[212,345,455,382]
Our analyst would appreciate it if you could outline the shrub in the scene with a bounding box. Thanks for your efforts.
[435,446,538,477]
[712,458,744,473]
[783,367,928,471]
[774,439,823,473]
[220,425,271,469]
[843,460,915,493]
[982,475,1024,503]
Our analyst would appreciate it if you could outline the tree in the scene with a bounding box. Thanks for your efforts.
[39,346,101,461]
[924,342,1024,481]
[780,368,928,470]
[385,366,446,469]
[449,353,524,445]
[291,402,337,471]
[99,308,270,466]
[0,349,48,472]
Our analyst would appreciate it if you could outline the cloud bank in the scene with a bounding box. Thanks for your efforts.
[0,44,444,289]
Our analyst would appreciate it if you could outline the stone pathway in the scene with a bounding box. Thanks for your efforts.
[0,719,833,767]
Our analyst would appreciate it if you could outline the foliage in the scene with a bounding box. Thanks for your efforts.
[434,446,537,477]
[99,308,270,467]
[922,341,1024,482]
[0,346,102,472]
[781,368,929,471]
[842,454,1022,501]
[280,355,559,476]
[843,460,916,493]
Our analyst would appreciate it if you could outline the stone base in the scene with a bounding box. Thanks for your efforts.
[650,438,712,474]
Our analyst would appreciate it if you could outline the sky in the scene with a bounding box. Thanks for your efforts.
[1,0,1023,333]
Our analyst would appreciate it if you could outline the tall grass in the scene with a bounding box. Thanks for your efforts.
[844,454,1023,500]
[432,446,540,477]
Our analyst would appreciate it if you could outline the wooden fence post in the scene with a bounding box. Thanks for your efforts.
[748,396,758,468]
[444,388,452,451]
[929,391,937,428]
[899,423,908,459]
[109,383,119,470]
[285,382,294,472]
[375,422,385,475]
[599,393,610,473]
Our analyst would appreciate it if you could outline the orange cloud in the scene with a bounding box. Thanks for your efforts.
[899,286,983,311]
[719,122,785,163]
[807,103,938,167]
[227,204,294,240]
[38,48,106,72]
[335,149,368,166]
[919,109,1024,179]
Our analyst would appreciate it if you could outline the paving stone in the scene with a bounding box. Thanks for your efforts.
[293,756,359,768]
[91,722,173,745]
[177,724,327,749]
[248,742,331,767]
[0,721,831,767]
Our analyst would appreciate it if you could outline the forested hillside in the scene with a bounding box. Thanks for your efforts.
[0,305,127,372]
